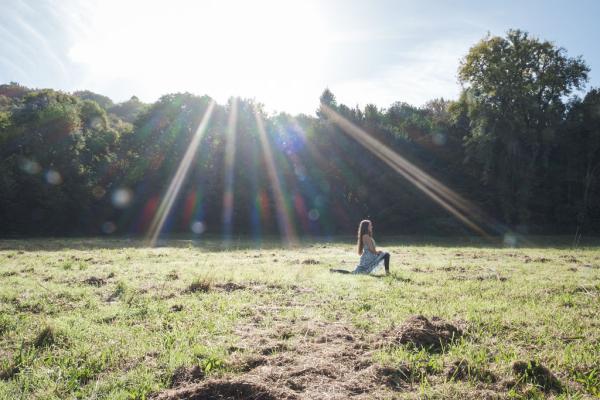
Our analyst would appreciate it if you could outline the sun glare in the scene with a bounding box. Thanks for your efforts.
[319,104,510,241]
[147,100,216,246]
[68,0,329,113]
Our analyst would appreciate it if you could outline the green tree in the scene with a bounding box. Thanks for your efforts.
[73,90,114,110]
[458,29,589,226]
[316,88,337,118]
[562,89,600,237]
[0,90,123,233]
[109,95,147,123]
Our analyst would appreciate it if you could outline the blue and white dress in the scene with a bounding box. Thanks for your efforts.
[353,238,386,274]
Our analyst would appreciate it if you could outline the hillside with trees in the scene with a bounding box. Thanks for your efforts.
[1,30,599,238]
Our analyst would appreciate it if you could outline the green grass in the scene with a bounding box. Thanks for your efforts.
[0,238,599,399]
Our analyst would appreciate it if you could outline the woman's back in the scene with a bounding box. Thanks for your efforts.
[354,235,384,274]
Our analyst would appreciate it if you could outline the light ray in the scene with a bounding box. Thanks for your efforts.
[320,104,500,239]
[283,116,354,235]
[253,109,298,246]
[147,100,216,246]
[221,98,238,245]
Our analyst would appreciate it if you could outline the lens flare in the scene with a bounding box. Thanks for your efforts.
[320,103,501,239]
[147,100,216,246]
[111,187,133,208]
[253,109,298,246]
[45,169,62,185]
[101,221,117,234]
[284,115,356,234]
[293,192,310,232]
[20,158,41,174]
[222,98,238,245]
[308,209,320,221]
[137,196,159,232]
[191,220,205,234]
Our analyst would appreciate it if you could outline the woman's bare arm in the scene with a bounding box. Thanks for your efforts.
[362,234,377,253]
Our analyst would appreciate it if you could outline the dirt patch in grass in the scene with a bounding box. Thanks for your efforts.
[170,365,205,387]
[154,379,295,400]
[512,360,562,393]
[411,267,431,273]
[446,359,497,383]
[183,281,312,295]
[170,304,184,312]
[525,257,552,264]
[581,263,600,269]
[379,315,464,352]
[154,315,471,399]
[34,326,57,348]
[476,273,508,282]
[560,255,580,263]
[154,320,415,399]
[187,279,212,293]
[231,321,397,398]
[83,276,107,286]
[371,364,412,391]
[166,270,179,280]
[215,282,247,292]
[242,282,313,294]
[572,284,600,296]
[273,284,313,294]
[0,362,20,381]
[451,273,507,282]
[442,265,466,272]
[229,354,270,372]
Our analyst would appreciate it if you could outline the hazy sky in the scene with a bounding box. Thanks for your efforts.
[1,0,599,114]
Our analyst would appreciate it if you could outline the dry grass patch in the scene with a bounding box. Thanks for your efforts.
[379,315,464,353]
[154,316,468,399]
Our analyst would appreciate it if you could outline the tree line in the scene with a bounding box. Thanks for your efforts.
[1,30,599,239]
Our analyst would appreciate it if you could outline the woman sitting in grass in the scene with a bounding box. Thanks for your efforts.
[353,219,390,274]
[331,219,390,275]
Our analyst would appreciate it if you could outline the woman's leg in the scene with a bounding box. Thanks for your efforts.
[383,252,390,274]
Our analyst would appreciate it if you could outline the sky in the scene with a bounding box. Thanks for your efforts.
[1,0,599,115]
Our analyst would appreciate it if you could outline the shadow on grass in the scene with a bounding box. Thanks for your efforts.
[329,269,412,283]
[0,236,311,251]
[370,273,413,283]
[1,234,599,251]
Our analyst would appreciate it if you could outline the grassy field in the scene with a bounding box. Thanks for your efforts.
[0,237,599,399]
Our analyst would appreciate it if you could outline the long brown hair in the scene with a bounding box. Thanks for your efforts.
[357,219,372,254]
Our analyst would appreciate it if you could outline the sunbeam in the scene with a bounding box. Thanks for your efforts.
[147,100,216,246]
[253,109,298,246]
[320,103,503,239]
[286,116,355,233]
[221,98,238,245]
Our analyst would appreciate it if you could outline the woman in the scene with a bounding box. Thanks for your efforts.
[353,219,390,274]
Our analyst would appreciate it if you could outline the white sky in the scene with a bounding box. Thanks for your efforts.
[1,0,598,114]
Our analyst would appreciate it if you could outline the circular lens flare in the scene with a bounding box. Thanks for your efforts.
[112,188,133,208]
[20,158,42,174]
[101,221,117,234]
[45,170,62,185]
[190,221,205,234]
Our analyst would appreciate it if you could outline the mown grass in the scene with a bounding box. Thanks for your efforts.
[0,237,599,399]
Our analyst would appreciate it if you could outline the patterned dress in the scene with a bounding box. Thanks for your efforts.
[352,238,386,274]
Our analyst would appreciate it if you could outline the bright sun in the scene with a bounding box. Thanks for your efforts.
[69,0,330,113]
